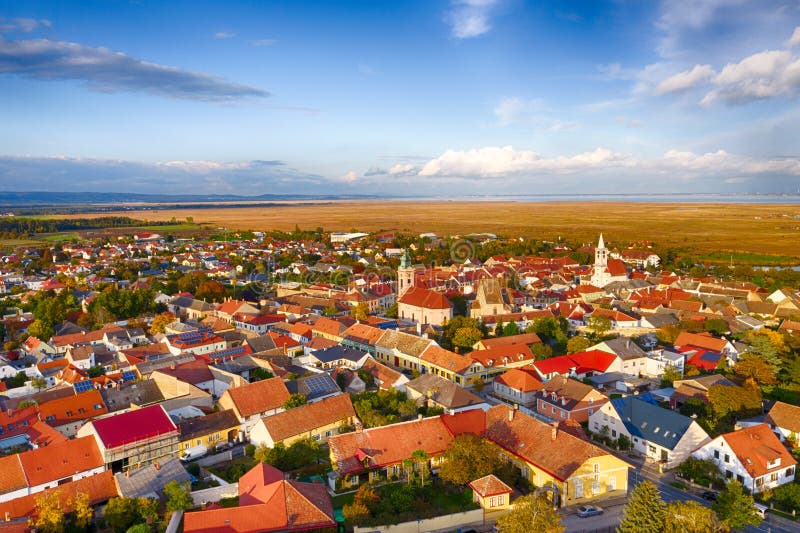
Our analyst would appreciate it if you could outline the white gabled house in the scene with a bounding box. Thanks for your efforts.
[589,393,710,470]
[691,424,796,493]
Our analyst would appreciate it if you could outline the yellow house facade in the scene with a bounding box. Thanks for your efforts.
[177,409,241,453]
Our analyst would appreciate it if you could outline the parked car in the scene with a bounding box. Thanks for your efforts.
[576,505,604,518]
[701,491,718,501]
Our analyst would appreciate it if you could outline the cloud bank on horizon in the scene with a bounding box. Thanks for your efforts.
[1,1,800,195]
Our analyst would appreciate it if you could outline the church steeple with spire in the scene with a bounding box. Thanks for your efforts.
[590,234,611,287]
[397,248,415,297]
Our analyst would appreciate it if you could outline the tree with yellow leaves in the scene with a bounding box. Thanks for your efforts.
[33,490,65,533]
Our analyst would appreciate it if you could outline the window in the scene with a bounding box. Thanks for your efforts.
[786,467,795,477]
[574,479,583,498]
[594,463,600,473]
[611,429,617,437]
[609,476,616,491]
[714,450,719,460]
[592,481,601,495]
[65,410,73,417]
[771,473,778,482]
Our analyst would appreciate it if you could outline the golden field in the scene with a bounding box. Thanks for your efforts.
[65,201,800,261]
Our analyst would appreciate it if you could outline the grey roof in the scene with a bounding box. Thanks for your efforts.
[115,458,191,499]
[178,409,239,441]
[245,336,277,353]
[599,337,647,361]
[375,329,432,357]
[610,393,695,450]
[310,345,366,364]
[136,354,197,376]
[406,373,485,410]
[643,313,679,328]
[101,380,165,412]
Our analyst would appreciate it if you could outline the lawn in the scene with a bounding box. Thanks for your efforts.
[206,456,257,483]
[39,233,82,242]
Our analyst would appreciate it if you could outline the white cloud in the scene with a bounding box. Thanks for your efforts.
[249,39,277,46]
[388,163,417,176]
[493,97,546,126]
[416,145,800,179]
[214,31,236,39]
[615,116,643,128]
[789,27,800,47]
[0,17,50,34]
[0,37,268,101]
[446,0,499,39]
[341,171,359,183]
[655,64,716,94]
[702,49,800,105]
[655,0,749,58]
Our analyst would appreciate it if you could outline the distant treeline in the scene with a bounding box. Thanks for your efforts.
[0,216,179,236]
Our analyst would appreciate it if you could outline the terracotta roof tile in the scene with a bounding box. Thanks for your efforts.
[38,389,108,427]
[398,286,452,309]
[766,401,800,434]
[260,395,355,443]
[721,424,797,479]
[18,436,104,486]
[224,377,290,418]
[468,474,513,497]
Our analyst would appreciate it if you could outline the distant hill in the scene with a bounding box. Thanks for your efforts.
[0,191,377,206]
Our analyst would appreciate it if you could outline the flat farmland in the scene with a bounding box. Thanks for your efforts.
[62,201,800,261]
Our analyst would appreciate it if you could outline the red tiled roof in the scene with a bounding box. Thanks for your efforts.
[675,332,728,352]
[568,349,618,374]
[398,286,452,309]
[89,404,177,449]
[469,344,534,368]
[468,474,513,497]
[38,389,108,427]
[18,436,104,486]
[479,332,542,349]
[183,463,335,533]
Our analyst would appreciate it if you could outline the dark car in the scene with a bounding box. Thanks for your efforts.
[576,505,604,518]
[701,491,718,501]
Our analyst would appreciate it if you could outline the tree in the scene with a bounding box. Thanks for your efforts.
[503,320,520,336]
[438,434,501,486]
[656,324,681,345]
[31,376,48,391]
[28,319,54,342]
[708,384,761,421]
[734,353,778,385]
[664,500,722,533]
[350,302,369,321]
[587,315,612,338]
[712,480,761,530]
[617,481,666,533]
[452,327,483,350]
[495,318,505,337]
[149,311,175,335]
[136,497,160,524]
[531,342,553,359]
[411,449,430,487]
[164,480,193,515]
[283,393,307,410]
[342,485,378,524]
[126,525,151,533]
[72,492,94,530]
[195,280,227,303]
[566,335,591,354]
[34,490,65,533]
[746,332,783,368]
[385,302,398,318]
[660,365,682,387]
[495,494,564,533]
[104,497,139,533]
[703,319,729,336]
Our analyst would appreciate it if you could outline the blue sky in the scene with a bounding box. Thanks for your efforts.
[1,0,800,196]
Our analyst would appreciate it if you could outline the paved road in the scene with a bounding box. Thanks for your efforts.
[560,465,799,533]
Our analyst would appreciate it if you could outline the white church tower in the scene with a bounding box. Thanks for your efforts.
[590,234,612,287]
[397,249,415,297]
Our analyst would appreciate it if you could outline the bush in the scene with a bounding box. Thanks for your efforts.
[244,444,256,457]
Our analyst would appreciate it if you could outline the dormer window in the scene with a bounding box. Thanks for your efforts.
[768,458,781,468]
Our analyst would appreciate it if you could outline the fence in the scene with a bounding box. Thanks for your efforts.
[353,509,484,533]
[191,482,240,506]
[196,450,233,467]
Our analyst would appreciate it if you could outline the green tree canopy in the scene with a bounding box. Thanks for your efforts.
[712,480,761,530]
[495,494,564,533]
[617,481,666,533]
[438,434,501,486]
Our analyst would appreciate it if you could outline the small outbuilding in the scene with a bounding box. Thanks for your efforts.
[468,474,513,511]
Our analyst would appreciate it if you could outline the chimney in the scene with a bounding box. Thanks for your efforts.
[508,408,515,422]
[355,422,363,433]
[154,462,161,471]
[125,470,131,478]
[551,421,558,441]
[418,413,423,421]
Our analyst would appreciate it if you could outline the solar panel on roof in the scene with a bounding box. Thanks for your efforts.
[74,380,94,393]
[121,371,137,382]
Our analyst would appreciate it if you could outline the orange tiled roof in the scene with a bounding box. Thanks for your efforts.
[479,332,542,349]
[721,424,797,479]
[18,436,104,487]
[224,377,290,418]
[38,389,108,427]
[468,344,534,368]
[420,345,472,374]
[260,394,355,443]
[398,286,452,309]
[675,331,728,352]
[494,368,543,393]
[0,470,117,521]
[468,474,513,497]
[0,455,26,495]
